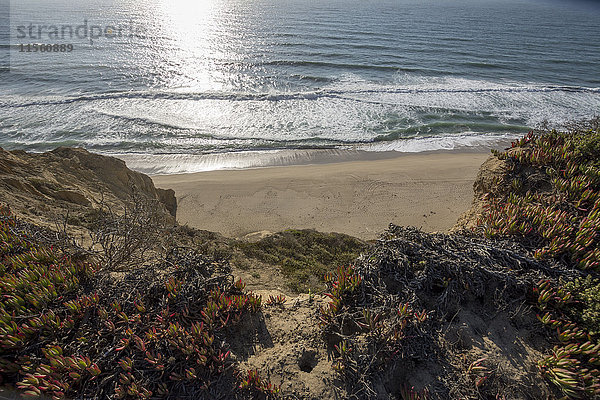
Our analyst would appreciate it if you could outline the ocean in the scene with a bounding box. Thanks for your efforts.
[1,0,599,173]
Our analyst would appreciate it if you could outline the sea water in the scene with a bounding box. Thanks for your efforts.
[0,0,599,173]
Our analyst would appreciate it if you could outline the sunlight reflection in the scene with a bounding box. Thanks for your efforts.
[152,0,228,91]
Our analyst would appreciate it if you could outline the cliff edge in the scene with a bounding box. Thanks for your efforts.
[0,147,176,227]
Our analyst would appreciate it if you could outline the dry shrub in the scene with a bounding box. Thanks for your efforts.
[87,188,171,270]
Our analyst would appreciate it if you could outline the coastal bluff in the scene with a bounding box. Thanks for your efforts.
[0,147,176,227]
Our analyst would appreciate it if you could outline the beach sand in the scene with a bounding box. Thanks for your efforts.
[152,152,489,240]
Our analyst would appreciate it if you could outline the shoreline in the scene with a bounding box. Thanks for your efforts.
[151,150,491,240]
[112,132,515,176]
[116,142,510,176]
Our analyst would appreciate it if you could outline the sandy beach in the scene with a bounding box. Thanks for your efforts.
[152,151,489,240]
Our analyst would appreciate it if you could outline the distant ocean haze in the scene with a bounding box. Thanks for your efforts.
[1,0,599,173]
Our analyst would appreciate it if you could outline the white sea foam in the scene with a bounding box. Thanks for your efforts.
[360,133,515,153]
[113,132,515,175]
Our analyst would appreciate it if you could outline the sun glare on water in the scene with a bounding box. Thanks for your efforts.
[149,0,230,91]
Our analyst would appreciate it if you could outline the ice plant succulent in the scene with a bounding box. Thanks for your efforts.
[238,368,280,398]
[265,294,286,307]
[480,123,600,398]
[319,263,428,395]
[0,208,268,399]
[534,279,600,398]
[481,126,600,271]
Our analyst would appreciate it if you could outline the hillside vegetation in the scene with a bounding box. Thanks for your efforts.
[477,119,600,398]
[1,120,600,399]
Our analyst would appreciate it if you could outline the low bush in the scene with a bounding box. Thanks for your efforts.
[235,229,367,293]
[0,208,272,400]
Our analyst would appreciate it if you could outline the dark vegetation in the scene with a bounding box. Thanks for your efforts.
[2,120,600,399]
[319,225,570,399]
[156,226,367,294]
[315,119,600,399]
[0,207,278,400]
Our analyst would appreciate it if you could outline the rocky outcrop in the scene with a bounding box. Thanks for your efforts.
[157,188,177,219]
[0,147,176,227]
